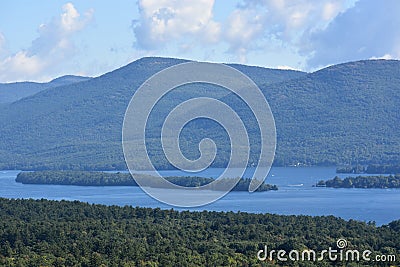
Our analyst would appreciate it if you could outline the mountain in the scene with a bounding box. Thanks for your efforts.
[0,75,91,104]
[262,60,400,166]
[0,57,398,170]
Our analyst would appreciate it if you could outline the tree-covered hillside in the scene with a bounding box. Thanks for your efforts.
[0,198,398,266]
[265,60,400,166]
[0,57,304,170]
[0,57,399,170]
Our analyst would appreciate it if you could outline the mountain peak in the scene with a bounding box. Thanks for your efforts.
[315,59,400,74]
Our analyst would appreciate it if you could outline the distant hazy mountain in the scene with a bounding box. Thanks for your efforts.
[0,57,398,170]
[0,75,91,104]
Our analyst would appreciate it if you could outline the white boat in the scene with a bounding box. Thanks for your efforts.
[288,183,304,187]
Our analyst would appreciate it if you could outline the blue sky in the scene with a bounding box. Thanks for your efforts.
[0,0,399,82]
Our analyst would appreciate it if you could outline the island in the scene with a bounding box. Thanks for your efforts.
[316,174,400,188]
[15,171,278,192]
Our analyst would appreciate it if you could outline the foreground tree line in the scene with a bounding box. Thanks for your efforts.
[0,198,399,266]
[316,175,400,188]
[15,171,278,192]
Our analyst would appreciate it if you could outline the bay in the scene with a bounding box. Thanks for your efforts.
[0,167,399,225]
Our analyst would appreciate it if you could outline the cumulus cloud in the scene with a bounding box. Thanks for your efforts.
[133,0,220,49]
[303,0,400,68]
[223,8,265,63]
[222,0,349,62]
[132,0,351,63]
[0,3,93,82]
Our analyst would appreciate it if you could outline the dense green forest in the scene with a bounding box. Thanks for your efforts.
[15,171,278,192]
[316,175,400,188]
[0,198,398,266]
[0,58,400,170]
[366,164,400,174]
[337,164,400,174]
[336,165,366,174]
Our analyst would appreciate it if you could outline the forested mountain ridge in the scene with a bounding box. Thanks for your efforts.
[0,57,305,170]
[0,57,399,170]
[0,75,91,104]
[267,59,400,166]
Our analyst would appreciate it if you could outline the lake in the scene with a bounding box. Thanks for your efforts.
[1,167,399,225]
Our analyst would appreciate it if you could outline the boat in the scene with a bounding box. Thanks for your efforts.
[288,183,304,187]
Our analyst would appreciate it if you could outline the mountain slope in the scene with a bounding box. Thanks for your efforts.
[263,59,400,165]
[0,57,398,170]
[0,75,91,104]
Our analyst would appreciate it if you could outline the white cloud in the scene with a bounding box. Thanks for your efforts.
[322,2,342,21]
[276,65,301,71]
[219,0,350,63]
[0,3,93,82]
[219,0,400,69]
[61,3,84,31]
[133,0,220,49]
[223,8,264,63]
[132,0,351,63]
[303,0,400,68]
[0,51,43,77]
[370,54,394,60]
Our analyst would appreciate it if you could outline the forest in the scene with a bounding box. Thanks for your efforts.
[15,171,278,192]
[316,175,400,188]
[336,165,366,174]
[0,198,399,266]
[365,164,400,174]
[336,164,400,174]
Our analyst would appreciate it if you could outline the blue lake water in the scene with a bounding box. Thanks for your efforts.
[0,167,399,225]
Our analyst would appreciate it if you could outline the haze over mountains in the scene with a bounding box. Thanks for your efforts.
[0,57,399,170]
[0,75,91,104]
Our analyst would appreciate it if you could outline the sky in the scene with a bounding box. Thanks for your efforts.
[0,0,399,82]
